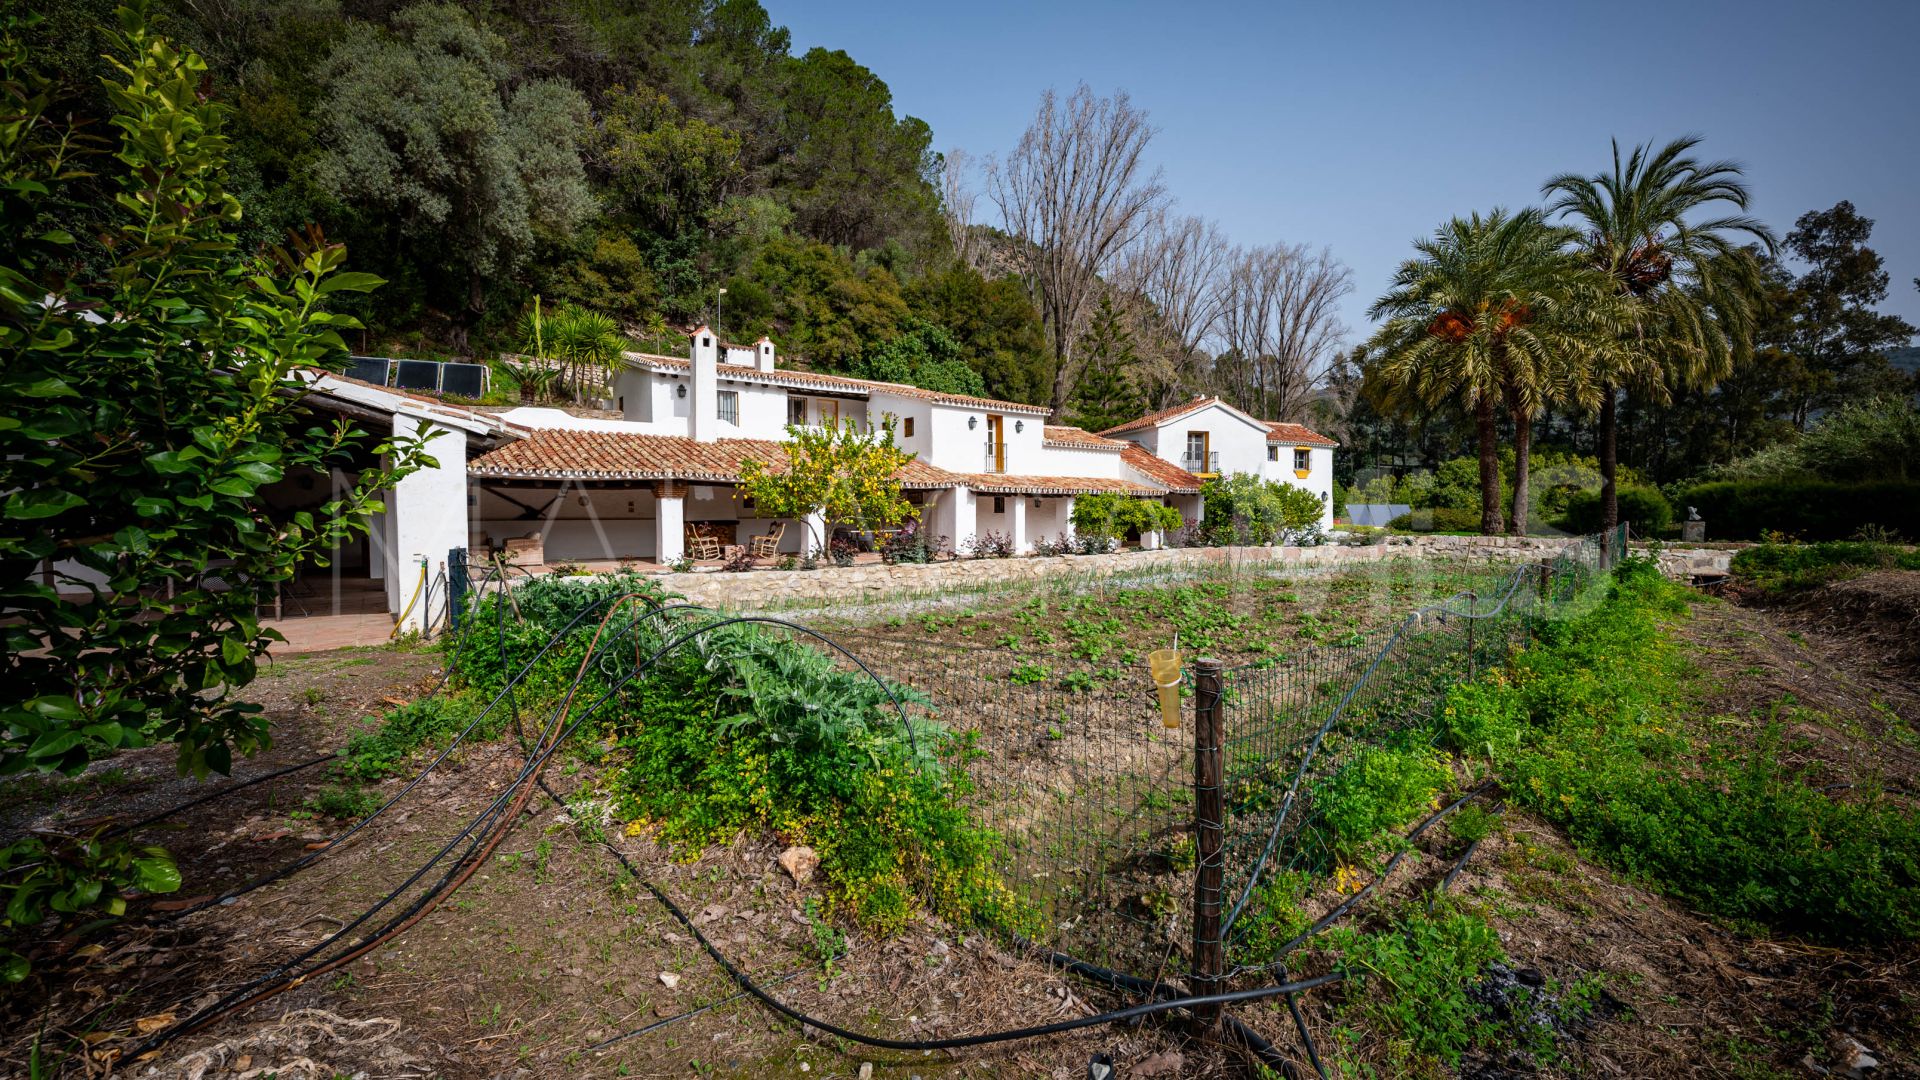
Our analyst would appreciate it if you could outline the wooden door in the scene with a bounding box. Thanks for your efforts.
[987,415,1005,472]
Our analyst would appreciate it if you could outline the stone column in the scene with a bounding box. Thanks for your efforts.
[654,480,686,564]
[1010,495,1029,555]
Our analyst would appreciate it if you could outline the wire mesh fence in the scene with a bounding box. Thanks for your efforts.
[437,528,1622,991]
[811,528,1623,985]
[824,631,1196,978]
[1211,525,1624,978]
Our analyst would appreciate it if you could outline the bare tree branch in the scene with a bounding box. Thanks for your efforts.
[989,84,1168,412]
[1118,211,1229,406]
[939,147,981,270]
[1214,243,1353,420]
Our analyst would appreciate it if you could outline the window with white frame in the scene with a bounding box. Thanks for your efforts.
[1267,445,1278,461]
[718,390,739,425]
[787,396,807,426]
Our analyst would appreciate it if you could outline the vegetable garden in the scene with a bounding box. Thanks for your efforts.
[13,526,1915,1077]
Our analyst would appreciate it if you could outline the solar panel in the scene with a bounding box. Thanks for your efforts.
[393,359,442,391]
[1348,503,1411,527]
[346,356,391,385]
[439,362,487,398]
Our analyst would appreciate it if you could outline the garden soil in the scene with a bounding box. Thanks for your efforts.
[4,576,1917,1078]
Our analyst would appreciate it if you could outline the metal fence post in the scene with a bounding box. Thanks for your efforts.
[447,546,469,632]
[1191,657,1226,1032]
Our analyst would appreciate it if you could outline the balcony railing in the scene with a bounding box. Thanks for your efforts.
[983,440,1005,473]
[1182,451,1220,474]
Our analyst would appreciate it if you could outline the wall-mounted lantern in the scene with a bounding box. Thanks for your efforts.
[967,416,978,430]
[676,384,687,399]
[1014,419,1024,434]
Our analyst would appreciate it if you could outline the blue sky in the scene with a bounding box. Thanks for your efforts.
[765,0,1920,347]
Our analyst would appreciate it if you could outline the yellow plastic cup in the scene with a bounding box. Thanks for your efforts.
[1148,648,1182,729]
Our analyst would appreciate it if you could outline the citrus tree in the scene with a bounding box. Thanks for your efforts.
[0,5,425,976]
[738,418,919,552]
[1070,492,1181,548]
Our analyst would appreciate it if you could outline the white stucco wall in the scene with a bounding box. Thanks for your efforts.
[1034,443,1125,479]
[911,398,1045,475]
[387,413,470,630]
[1154,403,1270,476]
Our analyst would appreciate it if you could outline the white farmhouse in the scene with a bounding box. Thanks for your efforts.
[1097,396,1338,530]
[190,332,1339,632]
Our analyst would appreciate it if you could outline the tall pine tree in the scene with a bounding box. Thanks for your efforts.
[1065,295,1148,432]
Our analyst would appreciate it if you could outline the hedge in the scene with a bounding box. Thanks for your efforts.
[1675,480,1920,541]
[1387,506,1482,533]
[1560,484,1674,536]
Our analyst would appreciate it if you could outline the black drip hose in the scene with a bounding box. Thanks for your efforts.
[126,595,1365,1064]
[538,771,1346,1053]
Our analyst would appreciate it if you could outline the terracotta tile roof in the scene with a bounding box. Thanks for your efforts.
[958,473,1168,497]
[1097,396,1219,436]
[1263,421,1338,447]
[1119,444,1203,494]
[629,353,1052,414]
[1042,425,1125,450]
[466,428,960,488]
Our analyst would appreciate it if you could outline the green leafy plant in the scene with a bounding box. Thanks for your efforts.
[1324,904,1506,1070]
[1,834,180,982]
[1307,744,1453,859]
[1728,539,1920,594]
[1069,493,1181,549]
[0,5,423,966]
[1199,473,1326,545]
[738,416,919,552]
[1008,663,1049,686]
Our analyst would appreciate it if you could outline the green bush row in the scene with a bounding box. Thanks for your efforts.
[1557,484,1674,536]
[1387,506,1482,533]
[1674,480,1920,541]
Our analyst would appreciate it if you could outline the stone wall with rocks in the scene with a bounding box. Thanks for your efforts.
[645,534,1738,612]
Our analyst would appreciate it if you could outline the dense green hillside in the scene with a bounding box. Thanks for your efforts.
[13,0,1055,402]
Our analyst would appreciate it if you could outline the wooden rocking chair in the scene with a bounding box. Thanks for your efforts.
[686,523,723,561]
[748,521,787,562]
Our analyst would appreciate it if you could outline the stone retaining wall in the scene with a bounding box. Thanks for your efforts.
[647,534,1738,611]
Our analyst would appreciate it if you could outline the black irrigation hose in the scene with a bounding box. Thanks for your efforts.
[134,604,910,1056]
[566,788,1345,1054]
[1029,938,1328,1080]
[102,754,336,841]
[1433,838,1484,906]
[98,559,520,848]
[148,584,666,919]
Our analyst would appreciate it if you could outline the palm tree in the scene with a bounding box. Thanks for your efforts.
[550,305,627,403]
[1367,209,1605,535]
[1543,137,1773,543]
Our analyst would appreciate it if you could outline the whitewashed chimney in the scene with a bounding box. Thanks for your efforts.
[755,336,776,372]
[689,324,717,443]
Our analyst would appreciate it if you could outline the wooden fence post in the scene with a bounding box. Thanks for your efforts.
[1191,657,1226,1032]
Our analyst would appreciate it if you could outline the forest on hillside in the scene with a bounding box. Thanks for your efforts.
[14,0,1916,500]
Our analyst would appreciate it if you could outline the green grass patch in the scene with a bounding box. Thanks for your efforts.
[1728,539,1920,595]
[1438,560,1920,942]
